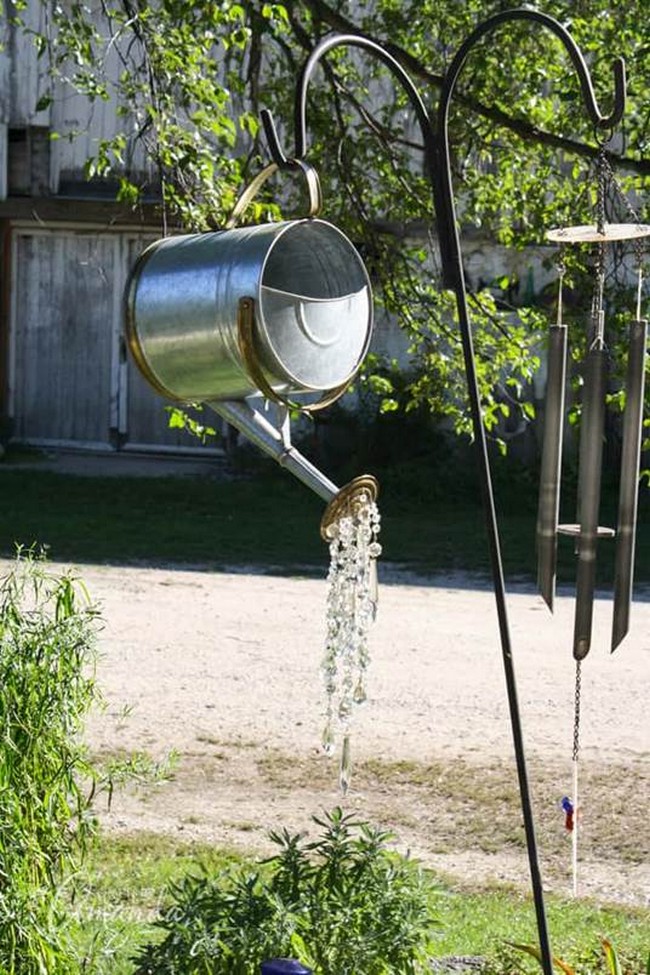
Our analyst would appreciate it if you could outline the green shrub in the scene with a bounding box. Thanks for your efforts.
[0,549,102,974]
[133,808,439,975]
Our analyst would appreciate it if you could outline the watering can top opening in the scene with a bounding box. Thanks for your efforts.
[125,217,373,406]
[256,218,372,391]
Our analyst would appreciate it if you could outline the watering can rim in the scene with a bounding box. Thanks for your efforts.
[123,244,184,403]
[129,214,359,247]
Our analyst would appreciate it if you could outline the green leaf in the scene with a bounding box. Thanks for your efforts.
[379,398,399,413]
[167,408,187,430]
[601,938,623,975]
[35,93,52,111]
[506,941,576,975]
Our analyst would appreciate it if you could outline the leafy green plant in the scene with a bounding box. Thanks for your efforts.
[0,549,102,974]
[133,807,439,975]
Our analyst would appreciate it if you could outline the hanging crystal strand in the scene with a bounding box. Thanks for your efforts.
[321,489,381,793]
[337,513,356,794]
[322,529,341,756]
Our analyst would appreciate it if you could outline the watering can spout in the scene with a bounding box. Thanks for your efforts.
[208,399,338,504]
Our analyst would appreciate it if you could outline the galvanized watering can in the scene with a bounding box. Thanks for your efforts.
[125,163,375,505]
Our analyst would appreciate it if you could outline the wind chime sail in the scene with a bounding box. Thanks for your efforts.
[537,150,650,659]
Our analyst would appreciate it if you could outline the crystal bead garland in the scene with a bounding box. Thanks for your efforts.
[321,492,381,793]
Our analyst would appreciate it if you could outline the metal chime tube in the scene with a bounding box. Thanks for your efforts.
[612,317,648,651]
[536,324,568,610]
[573,346,608,659]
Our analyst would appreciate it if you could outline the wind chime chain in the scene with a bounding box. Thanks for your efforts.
[570,657,582,898]
[590,248,606,348]
[572,658,582,763]
[598,146,644,226]
[598,146,647,270]
[592,143,647,326]
[595,144,608,236]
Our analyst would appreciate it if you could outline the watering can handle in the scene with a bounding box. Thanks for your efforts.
[225,160,322,229]
[237,296,350,414]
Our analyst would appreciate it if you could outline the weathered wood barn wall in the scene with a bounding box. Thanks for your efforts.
[0,3,213,453]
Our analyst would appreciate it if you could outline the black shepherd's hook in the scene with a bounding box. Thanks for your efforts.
[436,8,625,289]
[259,13,627,975]
[261,32,439,199]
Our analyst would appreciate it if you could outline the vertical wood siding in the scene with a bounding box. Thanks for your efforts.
[12,231,115,445]
[49,42,154,191]
[6,3,51,128]
[2,5,154,190]
[9,228,219,451]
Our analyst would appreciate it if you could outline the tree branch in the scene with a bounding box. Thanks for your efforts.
[294,0,650,177]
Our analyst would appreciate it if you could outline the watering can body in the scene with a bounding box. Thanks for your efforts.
[125,218,373,406]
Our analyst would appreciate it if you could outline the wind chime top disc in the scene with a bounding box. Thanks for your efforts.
[547,223,650,244]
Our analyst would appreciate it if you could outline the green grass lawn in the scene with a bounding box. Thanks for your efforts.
[1,458,648,584]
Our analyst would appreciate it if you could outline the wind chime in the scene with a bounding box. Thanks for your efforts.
[537,141,649,895]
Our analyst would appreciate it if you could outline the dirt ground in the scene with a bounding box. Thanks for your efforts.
[55,556,647,910]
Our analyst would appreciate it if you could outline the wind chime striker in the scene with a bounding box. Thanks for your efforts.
[537,140,649,895]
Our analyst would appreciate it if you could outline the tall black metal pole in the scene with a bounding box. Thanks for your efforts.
[435,14,623,972]
[261,13,627,975]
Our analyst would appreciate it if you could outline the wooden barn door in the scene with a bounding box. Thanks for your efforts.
[10,229,119,448]
[9,227,223,452]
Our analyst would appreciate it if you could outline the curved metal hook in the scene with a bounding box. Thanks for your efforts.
[262,11,625,167]
[436,6,626,288]
[261,32,437,180]
[258,27,628,975]
[439,8,625,134]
